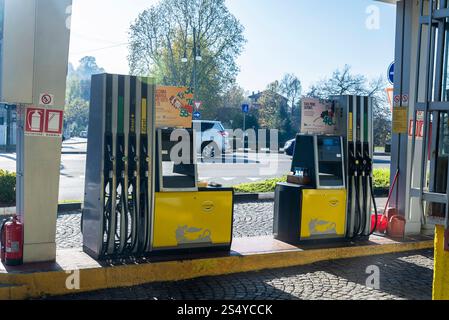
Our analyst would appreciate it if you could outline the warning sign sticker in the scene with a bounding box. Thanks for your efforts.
[39,93,55,106]
[24,107,64,137]
[25,107,45,136]
[45,109,64,136]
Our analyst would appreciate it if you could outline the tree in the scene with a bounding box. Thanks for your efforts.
[65,56,105,137]
[128,0,246,118]
[307,65,391,147]
[307,65,366,99]
[280,73,302,115]
[64,98,89,137]
[76,56,105,80]
[259,81,293,145]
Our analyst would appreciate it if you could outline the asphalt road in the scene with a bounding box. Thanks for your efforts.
[0,141,391,202]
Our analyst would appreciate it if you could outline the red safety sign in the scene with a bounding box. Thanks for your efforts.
[25,108,45,134]
[409,112,426,138]
[45,109,64,136]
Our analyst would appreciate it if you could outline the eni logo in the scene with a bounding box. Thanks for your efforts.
[329,199,339,207]
[202,201,215,213]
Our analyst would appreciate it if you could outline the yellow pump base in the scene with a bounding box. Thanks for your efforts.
[274,183,348,244]
[152,188,234,252]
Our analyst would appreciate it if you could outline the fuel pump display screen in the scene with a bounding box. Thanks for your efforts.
[317,137,345,188]
[158,129,197,190]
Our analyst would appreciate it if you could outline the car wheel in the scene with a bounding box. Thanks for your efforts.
[202,141,220,160]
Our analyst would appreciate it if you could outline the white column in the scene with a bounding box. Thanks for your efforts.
[1,0,72,262]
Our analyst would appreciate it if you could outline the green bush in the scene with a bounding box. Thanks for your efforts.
[234,169,391,193]
[0,169,16,205]
[234,177,287,194]
[372,168,390,189]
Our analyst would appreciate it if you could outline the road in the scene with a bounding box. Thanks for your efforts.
[0,140,391,202]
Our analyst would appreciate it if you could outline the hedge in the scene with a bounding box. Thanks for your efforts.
[234,168,391,194]
[0,169,16,206]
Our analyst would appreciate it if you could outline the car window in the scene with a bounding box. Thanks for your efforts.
[201,122,215,131]
[213,123,224,131]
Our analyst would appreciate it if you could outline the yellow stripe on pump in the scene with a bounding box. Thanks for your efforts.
[141,98,147,132]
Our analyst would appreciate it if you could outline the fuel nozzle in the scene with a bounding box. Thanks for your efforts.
[348,143,357,177]
[362,144,373,177]
[355,145,364,177]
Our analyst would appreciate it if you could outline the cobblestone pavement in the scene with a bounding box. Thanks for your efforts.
[53,249,434,300]
[56,201,274,249]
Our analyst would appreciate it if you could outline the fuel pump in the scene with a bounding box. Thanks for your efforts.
[82,74,233,259]
[274,95,377,244]
[82,74,155,259]
[151,128,234,253]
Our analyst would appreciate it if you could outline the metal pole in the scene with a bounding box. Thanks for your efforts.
[193,27,197,102]
[243,112,246,132]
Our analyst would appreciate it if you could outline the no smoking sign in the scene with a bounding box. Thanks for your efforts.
[39,93,55,106]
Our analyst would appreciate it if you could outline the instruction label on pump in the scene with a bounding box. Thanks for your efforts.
[393,107,408,134]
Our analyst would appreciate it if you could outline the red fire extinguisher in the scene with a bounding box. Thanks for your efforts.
[0,216,24,266]
[0,218,6,263]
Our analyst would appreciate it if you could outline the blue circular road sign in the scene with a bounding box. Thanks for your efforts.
[388,62,394,85]
[193,111,201,120]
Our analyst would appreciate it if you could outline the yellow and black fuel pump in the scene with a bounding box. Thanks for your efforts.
[274,95,378,244]
[151,128,234,253]
[82,74,233,259]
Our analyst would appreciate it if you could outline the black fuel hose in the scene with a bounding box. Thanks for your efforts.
[368,175,378,236]
[361,175,368,235]
[353,175,363,239]
[128,181,138,252]
[102,181,113,256]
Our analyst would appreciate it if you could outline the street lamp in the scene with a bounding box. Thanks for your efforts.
[181,27,201,101]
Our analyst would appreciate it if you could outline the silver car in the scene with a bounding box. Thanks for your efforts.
[192,120,231,158]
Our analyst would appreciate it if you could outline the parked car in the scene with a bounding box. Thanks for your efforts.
[284,138,296,156]
[192,120,231,159]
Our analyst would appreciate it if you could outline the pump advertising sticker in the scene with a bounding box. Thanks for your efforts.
[156,86,194,128]
[301,98,339,134]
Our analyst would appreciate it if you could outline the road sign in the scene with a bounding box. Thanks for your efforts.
[393,94,409,107]
[39,93,55,106]
[45,109,64,136]
[388,62,394,85]
[193,110,201,120]
[242,104,249,114]
[194,101,202,110]
[25,107,45,135]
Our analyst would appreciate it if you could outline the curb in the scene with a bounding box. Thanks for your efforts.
[61,151,86,155]
[58,203,82,213]
[1,203,82,216]
[0,238,434,300]
[234,193,274,202]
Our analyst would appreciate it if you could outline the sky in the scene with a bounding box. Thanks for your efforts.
[69,0,397,93]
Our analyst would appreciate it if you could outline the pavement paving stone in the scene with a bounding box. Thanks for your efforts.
[52,201,435,300]
[52,249,434,300]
